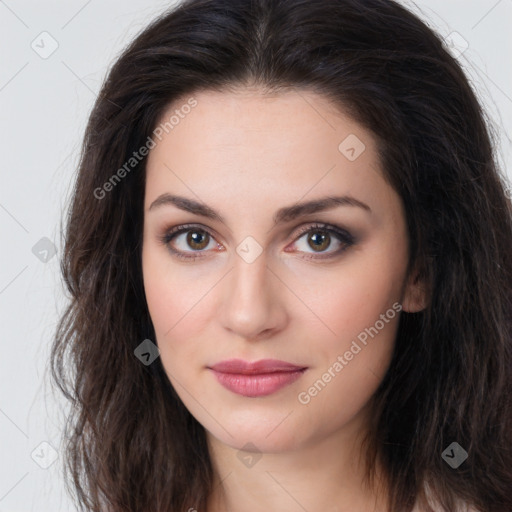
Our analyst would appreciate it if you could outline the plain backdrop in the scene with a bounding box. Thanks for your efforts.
[0,1,511,511]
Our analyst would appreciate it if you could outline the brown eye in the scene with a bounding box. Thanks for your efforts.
[185,229,210,250]
[160,222,354,262]
[160,225,219,260]
[290,223,355,259]
[307,230,331,252]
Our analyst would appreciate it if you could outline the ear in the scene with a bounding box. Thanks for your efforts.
[402,265,429,313]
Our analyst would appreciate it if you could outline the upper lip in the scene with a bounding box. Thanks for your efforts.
[208,358,307,375]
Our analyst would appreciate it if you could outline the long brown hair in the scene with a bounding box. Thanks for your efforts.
[50,0,512,511]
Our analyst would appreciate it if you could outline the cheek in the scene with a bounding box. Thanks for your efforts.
[298,289,401,427]
[143,235,204,324]
[142,243,218,374]
[142,244,186,341]
[294,244,406,404]
[143,248,180,332]
[302,248,406,346]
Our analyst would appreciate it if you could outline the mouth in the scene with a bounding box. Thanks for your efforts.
[207,359,308,397]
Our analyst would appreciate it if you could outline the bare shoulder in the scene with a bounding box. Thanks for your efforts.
[412,481,481,512]
[412,500,480,512]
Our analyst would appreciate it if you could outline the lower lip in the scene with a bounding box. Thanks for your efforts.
[209,369,306,397]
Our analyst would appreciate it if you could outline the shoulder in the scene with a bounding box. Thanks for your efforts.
[412,482,480,512]
[412,503,479,512]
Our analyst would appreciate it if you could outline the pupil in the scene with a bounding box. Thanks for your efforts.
[310,231,329,251]
[188,230,208,249]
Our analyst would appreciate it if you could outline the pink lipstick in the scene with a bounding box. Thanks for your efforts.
[208,359,307,397]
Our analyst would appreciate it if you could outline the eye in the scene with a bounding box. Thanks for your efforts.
[287,223,355,260]
[158,222,355,261]
[158,224,222,261]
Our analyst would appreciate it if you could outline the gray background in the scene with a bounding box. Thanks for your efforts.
[0,1,511,510]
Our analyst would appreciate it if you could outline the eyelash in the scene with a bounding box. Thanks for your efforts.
[158,222,355,262]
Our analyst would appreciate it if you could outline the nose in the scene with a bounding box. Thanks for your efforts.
[218,249,288,342]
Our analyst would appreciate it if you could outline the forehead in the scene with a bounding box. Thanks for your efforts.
[154,86,368,148]
[143,87,394,219]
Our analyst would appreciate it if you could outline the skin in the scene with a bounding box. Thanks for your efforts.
[142,87,426,512]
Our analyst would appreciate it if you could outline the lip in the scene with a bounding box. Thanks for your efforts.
[208,359,308,397]
[209,358,306,374]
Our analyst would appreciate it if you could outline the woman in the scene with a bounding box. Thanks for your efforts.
[51,0,512,511]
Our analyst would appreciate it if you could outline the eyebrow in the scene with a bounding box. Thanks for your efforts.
[148,193,371,224]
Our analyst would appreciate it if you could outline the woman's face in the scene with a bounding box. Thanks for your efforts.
[142,87,423,453]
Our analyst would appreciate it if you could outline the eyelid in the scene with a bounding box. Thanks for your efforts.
[157,223,223,261]
[158,221,355,260]
[291,222,354,242]
[159,223,224,246]
[286,222,355,260]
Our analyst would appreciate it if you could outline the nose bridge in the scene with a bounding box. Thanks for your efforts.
[219,242,285,339]
[232,244,268,292]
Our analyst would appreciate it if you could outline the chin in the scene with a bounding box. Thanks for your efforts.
[205,413,306,454]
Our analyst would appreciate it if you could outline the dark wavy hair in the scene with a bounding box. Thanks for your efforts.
[50,0,512,511]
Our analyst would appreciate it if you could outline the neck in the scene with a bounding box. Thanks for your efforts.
[205,405,390,512]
